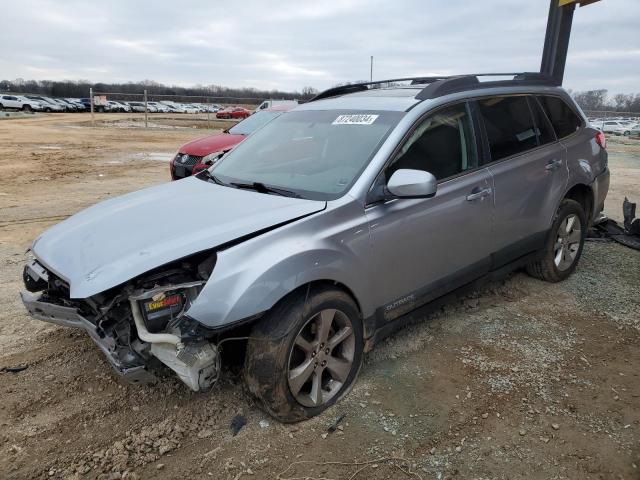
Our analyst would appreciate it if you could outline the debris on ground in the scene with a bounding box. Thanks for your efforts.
[327,413,347,433]
[1,364,28,373]
[230,415,247,436]
[587,197,640,250]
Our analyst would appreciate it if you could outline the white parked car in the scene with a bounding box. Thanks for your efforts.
[254,99,299,113]
[623,123,640,136]
[597,120,628,135]
[183,104,200,114]
[148,102,169,113]
[0,94,44,111]
[127,102,147,113]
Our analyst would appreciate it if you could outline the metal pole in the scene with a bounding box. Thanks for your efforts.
[370,56,373,82]
[143,89,148,129]
[90,87,94,127]
[540,0,576,85]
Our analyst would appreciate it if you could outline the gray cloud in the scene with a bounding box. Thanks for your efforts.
[0,0,637,94]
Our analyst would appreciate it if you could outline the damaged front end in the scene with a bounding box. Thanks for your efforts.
[21,253,221,391]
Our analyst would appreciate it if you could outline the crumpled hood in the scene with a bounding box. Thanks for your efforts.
[32,177,325,298]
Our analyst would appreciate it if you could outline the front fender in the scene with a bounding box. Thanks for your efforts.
[185,204,372,330]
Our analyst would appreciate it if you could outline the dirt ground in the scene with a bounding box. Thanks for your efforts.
[0,113,639,480]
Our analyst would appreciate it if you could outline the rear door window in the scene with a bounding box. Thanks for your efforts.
[529,97,556,146]
[478,96,538,161]
[537,95,582,139]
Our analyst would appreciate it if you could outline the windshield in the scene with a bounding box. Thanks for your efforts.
[210,110,403,200]
[228,111,281,135]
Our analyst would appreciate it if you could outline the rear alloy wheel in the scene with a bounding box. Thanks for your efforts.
[22,104,32,112]
[553,213,582,271]
[245,288,363,422]
[526,199,586,282]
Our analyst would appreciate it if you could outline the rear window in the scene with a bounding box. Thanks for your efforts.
[538,96,582,139]
[478,96,539,161]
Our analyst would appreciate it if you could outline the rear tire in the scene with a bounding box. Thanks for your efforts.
[526,199,586,282]
[22,105,32,112]
[245,287,364,422]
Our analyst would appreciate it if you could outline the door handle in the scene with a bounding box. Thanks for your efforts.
[466,187,492,201]
[545,159,562,171]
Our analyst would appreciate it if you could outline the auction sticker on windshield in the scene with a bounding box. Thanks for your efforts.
[332,114,379,125]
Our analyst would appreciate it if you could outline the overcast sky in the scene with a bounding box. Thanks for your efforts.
[1,0,638,94]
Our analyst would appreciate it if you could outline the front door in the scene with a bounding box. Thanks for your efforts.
[366,102,494,322]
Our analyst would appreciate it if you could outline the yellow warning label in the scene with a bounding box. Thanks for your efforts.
[559,0,601,6]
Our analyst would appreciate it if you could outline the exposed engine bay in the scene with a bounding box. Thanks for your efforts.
[21,252,221,391]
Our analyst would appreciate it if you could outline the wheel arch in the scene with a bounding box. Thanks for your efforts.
[186,243,373,334]
[272,279,363,318]
[563,183,594,224]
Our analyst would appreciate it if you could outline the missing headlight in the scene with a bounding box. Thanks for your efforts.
[140,291,186,333]
[130,281,204,334]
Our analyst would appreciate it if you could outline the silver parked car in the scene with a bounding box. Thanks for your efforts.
[21,73,609,422]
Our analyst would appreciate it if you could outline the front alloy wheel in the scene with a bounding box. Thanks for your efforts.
[288,308,355,407]
[245,287,363,422]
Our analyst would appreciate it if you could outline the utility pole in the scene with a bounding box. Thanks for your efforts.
[370,56,373,82]
[143,89,148,129]
[89,87,94,127]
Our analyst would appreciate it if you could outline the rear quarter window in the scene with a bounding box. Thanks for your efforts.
[538,95,583,139]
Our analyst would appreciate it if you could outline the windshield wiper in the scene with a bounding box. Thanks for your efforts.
[199,169,226,185]
[230,181,302,198]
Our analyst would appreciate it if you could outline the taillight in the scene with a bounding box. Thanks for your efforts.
[595,131,606,150]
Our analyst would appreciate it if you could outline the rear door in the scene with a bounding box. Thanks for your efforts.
[477,95,568,267]
[366,101,494,322]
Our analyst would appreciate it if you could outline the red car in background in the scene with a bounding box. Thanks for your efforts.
[170,105,294,180]
[215,106,251,119]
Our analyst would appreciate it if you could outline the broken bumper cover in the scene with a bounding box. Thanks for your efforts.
[20,290,221,391]
[20,291,156,384]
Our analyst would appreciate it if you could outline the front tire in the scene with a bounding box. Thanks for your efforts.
[526,199,586,282]
[245,287,363,422]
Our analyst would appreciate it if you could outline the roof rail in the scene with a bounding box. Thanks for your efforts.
[309,76,450,102]
[309,72,558,103]
[415,72,558,100]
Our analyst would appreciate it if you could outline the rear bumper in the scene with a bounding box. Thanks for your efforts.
[20,291,156,384]
[591,167,610,223]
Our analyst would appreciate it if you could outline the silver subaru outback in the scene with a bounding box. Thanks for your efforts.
[21,74,609,422]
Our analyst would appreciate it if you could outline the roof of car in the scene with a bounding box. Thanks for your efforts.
[296,88,422,112]
[297,73,568,113]
[266,104,297,112]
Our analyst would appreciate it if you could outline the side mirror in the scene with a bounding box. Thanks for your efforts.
[387,169,437,198]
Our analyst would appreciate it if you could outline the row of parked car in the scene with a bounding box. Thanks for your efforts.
[0,94,298,119]
[0,94,84,112]
[588,116,640,136]
[0,94,234,114]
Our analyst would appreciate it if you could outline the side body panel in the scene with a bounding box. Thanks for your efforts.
[185,198,376,333]
[485,141,568,266]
